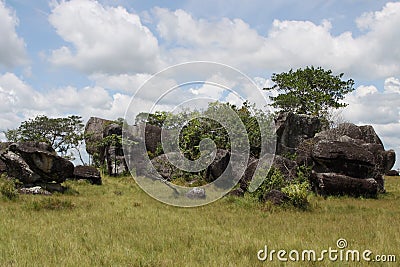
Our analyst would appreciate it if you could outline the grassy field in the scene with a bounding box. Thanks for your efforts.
[0,175,399,266]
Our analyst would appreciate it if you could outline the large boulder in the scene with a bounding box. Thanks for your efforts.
[239,158,259,191]
[205,149,231,183]
[262,189,290,205]
[144,124,162,154]
[310,172,378,197]
[73,165,102,185]
[0,142,74,191]
[275,112,324,155]
[297,123,395,196]
[150,153,180,181]
[84,117,128,175]
[271,155,298,181]
[84,117,112,156]
[239,155,297,192]
[0,158,6,173]
[386,169,399,176]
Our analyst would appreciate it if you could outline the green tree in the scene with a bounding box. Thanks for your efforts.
[139,101,274,160]
[99,134,122,176]
[135,111,168,127]
[264,66,355,119]
[4,115,84,161]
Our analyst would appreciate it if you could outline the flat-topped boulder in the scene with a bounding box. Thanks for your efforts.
[0,141,74,192]
[0,141,74,184]
[297,123,395,196]
[73,165,102,185]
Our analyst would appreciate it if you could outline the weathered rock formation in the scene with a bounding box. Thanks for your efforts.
[262,189,290,205]
[386,169,399,176]
[149,153,179,181]
[84,117,166,176]
[205,149,231,183]
[239,155,297,192]
[0,142,74,192]
[297,123,395,196]
[85,117,110,156]
[275,112,325,155]
[310,172,378,197]
[73,165,102,185]
[0,158,6,173]
[84,117,127,176]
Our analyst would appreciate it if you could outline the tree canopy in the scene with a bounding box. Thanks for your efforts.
[137,101,275,159]
[4,115,84,160]
[264,66,355,119]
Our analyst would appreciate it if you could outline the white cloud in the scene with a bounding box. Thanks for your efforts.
[48,0,162,74]
[384,77,400,93]
[343,81,400,125]
[46,86,112,112]
[0,72,49,135]
[0,1,27,68]
[152,3,400,79]
[0,72,44,112]
[0,72,133,136]
[354,85,378,97]
[89,73,152,93]
[44,1,400,102]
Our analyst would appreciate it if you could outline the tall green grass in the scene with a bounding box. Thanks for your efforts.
[1,176,399,266]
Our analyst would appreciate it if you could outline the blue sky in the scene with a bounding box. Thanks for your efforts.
[0,0,400,168]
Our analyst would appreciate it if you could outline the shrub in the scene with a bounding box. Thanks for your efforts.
[281,181,310,209]
[0,177,18,200]
[250,167,287,201]
[296,165,312,183]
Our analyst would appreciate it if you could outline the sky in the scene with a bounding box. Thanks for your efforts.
[0,0,399,168]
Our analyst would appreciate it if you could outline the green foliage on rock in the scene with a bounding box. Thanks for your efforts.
[250,167,288,201]
[139,101,275,159]
[264,66,355,119]
[249,165,312,209]
[4,115,84,160]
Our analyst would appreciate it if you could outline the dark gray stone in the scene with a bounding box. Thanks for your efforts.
[239,158,258,191]
[275,112,324,155]
[310,172,378,197]
[263,189,290,205]
[0,142,74,185]
[205,149,231,183]
[297,123,395,196]
[0,158,7,173]
[228,188,245,197]
[84,117,112,156]
[386,169,399,176]
[271,155,298,181]
[84,117,128,176]
[144,124,162,154]
[73,165,102,185]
